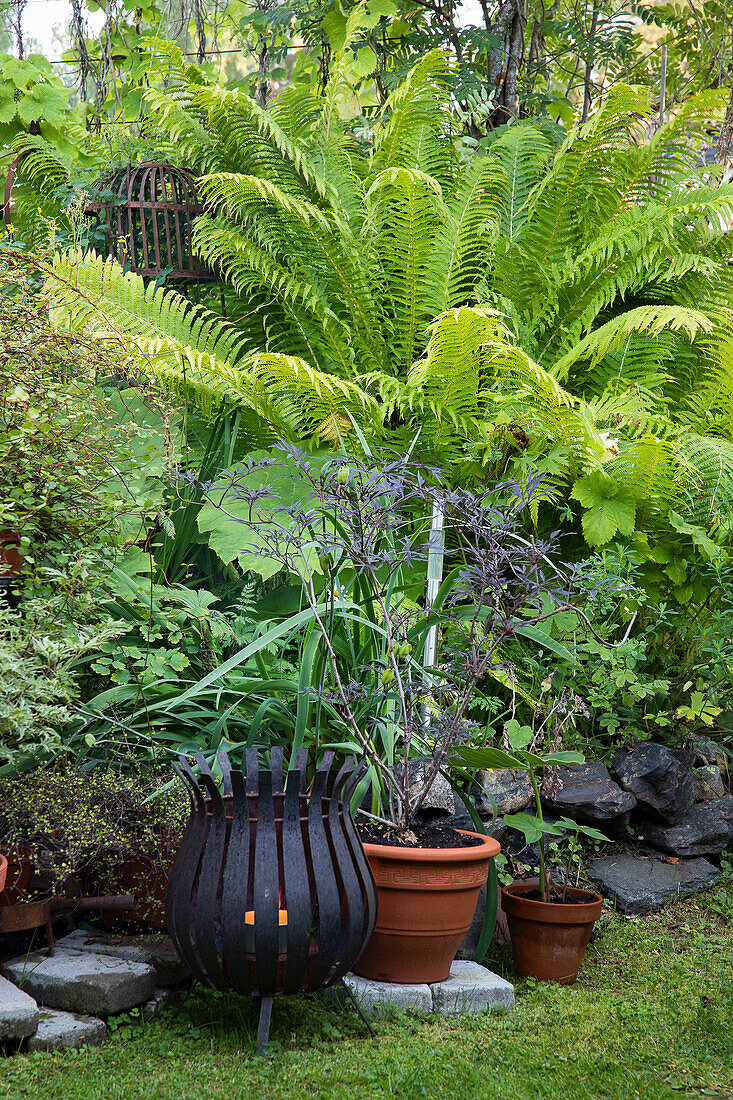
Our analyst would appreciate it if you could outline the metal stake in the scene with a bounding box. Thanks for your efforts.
[256,995,274,1056]
[338,978,376,1038]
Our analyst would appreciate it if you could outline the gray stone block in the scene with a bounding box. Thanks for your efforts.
[1,948,156,1017]
[332,974,433,1016]
[476,769,533,816]
[408,762,455,815]
[56,930,189,986]
[0,974,39,1041]
[27,1010,107,1052]
[431,960,515,1016]
[587,854,720,915]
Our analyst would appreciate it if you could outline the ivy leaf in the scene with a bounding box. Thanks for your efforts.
[349,45,377,78]
[0,94,17,124]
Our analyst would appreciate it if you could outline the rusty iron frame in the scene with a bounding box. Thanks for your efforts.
[83,161,215,281]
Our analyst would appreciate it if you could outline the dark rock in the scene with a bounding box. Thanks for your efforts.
[587,854,720,914]
[692,766,726,803]
[502,820,543,869]
[640,797,733,857]
[692,737,727,770]
[541,761,637,822]
[475,769,533,816]
[613,742,694,824]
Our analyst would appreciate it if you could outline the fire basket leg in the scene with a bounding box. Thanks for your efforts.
[256,996,274,1056]
[338,978,376,1038]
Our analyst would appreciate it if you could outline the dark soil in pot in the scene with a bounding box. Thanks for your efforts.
[356,821,484,849]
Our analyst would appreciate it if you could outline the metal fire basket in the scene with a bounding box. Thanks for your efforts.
[165,749,378,1054]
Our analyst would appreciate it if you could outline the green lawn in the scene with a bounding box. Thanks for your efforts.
[2,879,732,1100]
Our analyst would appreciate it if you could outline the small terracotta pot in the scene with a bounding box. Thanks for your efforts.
[0,530,23,576]
[354,829,501,984]
[502,881,603,984]
[0,854,7,894]
[0,845,35,906]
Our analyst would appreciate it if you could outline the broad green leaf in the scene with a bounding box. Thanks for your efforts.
[349,46,377,77]
[503,812,563,842]
[668,510,724,562]
[581,495,636,545]
[457,745,526,770]
[505,719,533,750]
[197,450,329,581]
[514,622,577,664]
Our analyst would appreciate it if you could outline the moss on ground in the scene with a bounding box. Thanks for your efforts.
[2,878,732,1100]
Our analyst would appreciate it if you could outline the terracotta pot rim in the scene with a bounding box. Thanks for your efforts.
[361,828,500,863]
[502,880,603,924]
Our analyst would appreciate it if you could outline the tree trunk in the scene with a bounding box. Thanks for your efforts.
[581,0,600,123]
[487,0,527,128]
[716,84,733,166]
[255,35,269,108]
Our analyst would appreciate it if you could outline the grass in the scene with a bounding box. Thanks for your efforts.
[2,879,733,1100]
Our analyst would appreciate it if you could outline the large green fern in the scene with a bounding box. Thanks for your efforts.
[45,41,733,551]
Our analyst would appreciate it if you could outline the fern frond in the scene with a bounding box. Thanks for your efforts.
[371,50,456,185]
[421,156,507,316]
[551,305,712,383]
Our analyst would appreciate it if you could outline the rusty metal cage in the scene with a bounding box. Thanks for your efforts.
[83,161,213,280]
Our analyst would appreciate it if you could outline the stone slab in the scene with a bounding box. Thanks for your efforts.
[431,960,515,1016]
[587,854,720,915]
[0,974,39,1041]
[1,948,156,1017]
[333,974,433,1016]
[332,963,514,1018]
[56,930,189,986]
[27,1010,107,1053]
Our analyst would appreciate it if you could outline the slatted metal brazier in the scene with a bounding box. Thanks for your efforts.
[165,748,377,1053]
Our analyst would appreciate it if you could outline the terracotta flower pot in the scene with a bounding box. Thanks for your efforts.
[0,845,34,906]
[353,829,501,984]
[501,881,603,984]
[0,854,7,894]
[0,530,23,576]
